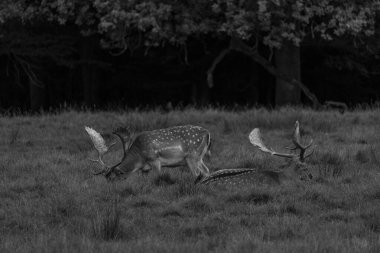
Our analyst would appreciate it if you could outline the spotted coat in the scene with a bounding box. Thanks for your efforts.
[106,125,211,181]
[198,166,313,187]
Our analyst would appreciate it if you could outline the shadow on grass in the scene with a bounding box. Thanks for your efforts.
[226,189,273,205]
[179,195,215,213]
[153,172,176,186]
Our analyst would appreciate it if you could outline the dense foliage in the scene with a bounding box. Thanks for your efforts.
[1,1,378,51]
[0,1,379,109]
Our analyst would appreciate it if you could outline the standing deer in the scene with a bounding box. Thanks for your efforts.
[85,125,211,181]
[198,121,314,186]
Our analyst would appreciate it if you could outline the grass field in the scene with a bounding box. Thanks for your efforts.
[1,107,380,252]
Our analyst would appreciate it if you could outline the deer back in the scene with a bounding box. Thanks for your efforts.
[133,125,210,157]
[198,168,281,187]
[198,166,312,187]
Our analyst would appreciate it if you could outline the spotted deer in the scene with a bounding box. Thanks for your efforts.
[198,121,314,186]
[85,125,211,181]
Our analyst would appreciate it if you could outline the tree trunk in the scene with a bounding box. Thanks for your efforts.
[191,82,197,104]
[64,67,75,104]
[190,80,210,106]
[275,42,301,106]
[221,37,321,108]
[199,79,210,106]
[29,80,45,111]
[249,62,259,105]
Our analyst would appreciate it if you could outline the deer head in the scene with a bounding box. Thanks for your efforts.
[84,126,132,180]
[249,121,314,180]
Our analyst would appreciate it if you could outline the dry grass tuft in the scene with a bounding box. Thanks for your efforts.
[91,198,124,241]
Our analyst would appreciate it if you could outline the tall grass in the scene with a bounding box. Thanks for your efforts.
[1,107,380,252]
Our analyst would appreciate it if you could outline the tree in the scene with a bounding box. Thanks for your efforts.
[93,0,379,107]
[0,1,98,109]
[1,0,379,108]
[0,21,79,110]
[207,0,379,106]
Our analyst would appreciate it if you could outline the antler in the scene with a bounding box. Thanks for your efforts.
[249,128,294,158]
[85,126,133,176]
[291,121,314,162]
[85,126,116,175]
[112,131,127,161]
[249,121,314,162]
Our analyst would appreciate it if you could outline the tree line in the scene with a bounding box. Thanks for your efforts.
[0,0,379,111]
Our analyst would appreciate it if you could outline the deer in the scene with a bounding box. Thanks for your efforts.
[85,125,211,182]
[198,121,314,186]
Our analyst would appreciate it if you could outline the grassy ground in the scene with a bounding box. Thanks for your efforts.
[1,107,380,253]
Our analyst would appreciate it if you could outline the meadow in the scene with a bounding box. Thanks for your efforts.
[0,107,380,253]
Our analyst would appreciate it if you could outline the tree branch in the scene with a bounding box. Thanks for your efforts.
[230,37,322,108]
[10,53,43,87]
[207,47,231,88]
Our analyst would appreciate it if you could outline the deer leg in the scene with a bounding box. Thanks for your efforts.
[195,136,211,174]
[185,157,201,177]
[187,157,208,184]
[199,160,210,176]
[149,160,162,173]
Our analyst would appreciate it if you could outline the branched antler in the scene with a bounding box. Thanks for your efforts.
[85,126,116,175]
[249,121,314,162]
[290,121,314,162]
[85,126,134,176]
[249,128,294,158]
[112,131,127,161]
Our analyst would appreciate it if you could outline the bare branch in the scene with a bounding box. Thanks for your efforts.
[324,101,348,113]
[229,37,321,108]
[207,48,231,88]
[10,53,43,88]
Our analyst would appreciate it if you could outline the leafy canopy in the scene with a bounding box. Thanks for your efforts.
[0,0,379,50]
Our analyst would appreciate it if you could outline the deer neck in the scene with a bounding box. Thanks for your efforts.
[116,146,144,174]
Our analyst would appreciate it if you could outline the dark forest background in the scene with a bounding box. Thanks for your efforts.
[0,1,379,111]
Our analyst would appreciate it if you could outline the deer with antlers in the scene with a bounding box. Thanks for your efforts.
[198,121,314,186]
[85,125,211,181]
